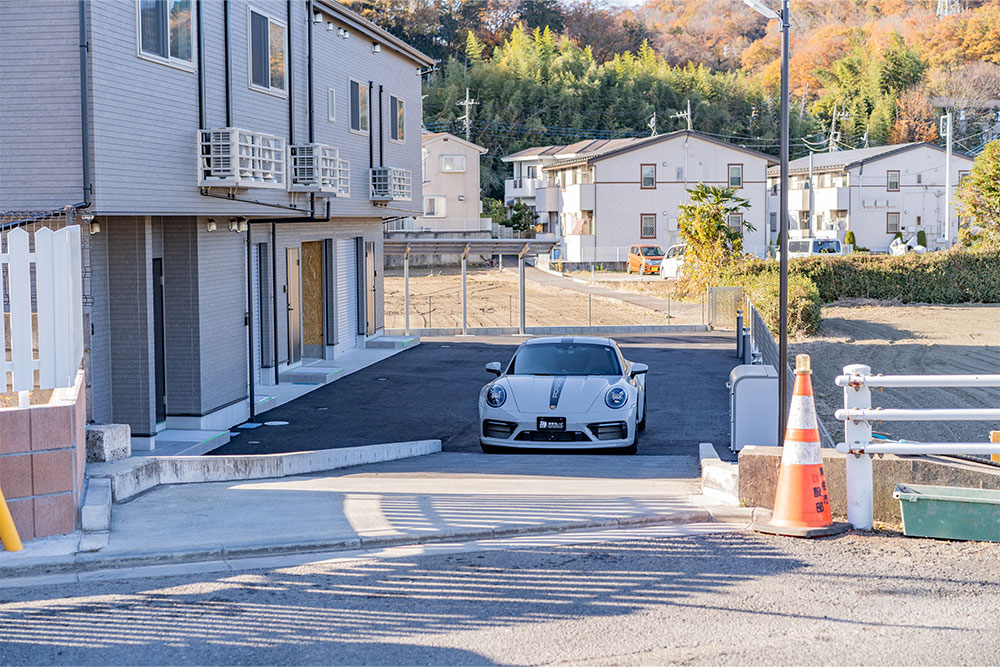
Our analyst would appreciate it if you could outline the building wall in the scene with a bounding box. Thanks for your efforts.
[0,0,85,210]
[415,135,485,231]
[161,218,203,416]
[87,231,113,424]
[556,135,771,261]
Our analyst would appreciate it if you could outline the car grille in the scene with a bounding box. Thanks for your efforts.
[482,420,516,439]
[588,421,628,441]
[514,430,590,442]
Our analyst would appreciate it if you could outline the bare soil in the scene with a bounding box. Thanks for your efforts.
[790,301,1000,445]
[384,268,676,329]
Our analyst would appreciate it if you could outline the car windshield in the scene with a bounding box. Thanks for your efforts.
[813,239,841,253]
[640,246,665,256]
[508,343,622,376]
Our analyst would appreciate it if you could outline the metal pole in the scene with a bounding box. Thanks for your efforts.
[428,295,432,329]
[246,224,255,419]
[808,150,814,234]
[509,294,512,328]
[271,222,279,385]
[461,253,468,335]
[736,310,744,358]
[667,295,671,320]
[588,294,592,326]
[518,254,526,335]
[843,363,874,530]
[403,251,410,335]
[944,111,953,246]
[0,485,23,552]
[778,0,790,446]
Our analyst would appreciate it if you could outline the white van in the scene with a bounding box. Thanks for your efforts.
[787,238,843,258]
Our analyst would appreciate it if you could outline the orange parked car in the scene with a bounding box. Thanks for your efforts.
[626,244,666,274]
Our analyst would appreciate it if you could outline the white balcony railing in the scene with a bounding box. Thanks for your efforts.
[198,128,286,189]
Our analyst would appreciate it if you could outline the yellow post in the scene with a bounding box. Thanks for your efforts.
[0,484,24,552]
[992,431,1000,465]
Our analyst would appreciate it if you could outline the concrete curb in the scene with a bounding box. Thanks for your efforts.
[699,442,740,506]
[86,440,443,504]
[0,508,714,583]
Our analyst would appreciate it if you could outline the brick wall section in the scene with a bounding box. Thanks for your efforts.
[0,372,86,541]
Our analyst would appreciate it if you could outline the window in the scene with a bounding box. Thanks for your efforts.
[916,173,922,184]
[248,9,286,95]
[769,212,777,232]
[389,95,405,143]
[640,214,656,239]
[728,164,743,188]
[421,148,428,182]
[728,213,743,230]
[327,88,336,123]
[959,170,971,183]
[641,164,656,189]
[350,80,369,133]
[138,0,193,68]
[887,170,899,191]
[677,167,684,181]
[887,212,900,233]
[423,195,446,218]
[526,166,536,179]
[440,155,466,172]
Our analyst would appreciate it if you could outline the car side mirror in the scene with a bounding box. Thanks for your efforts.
[486,362,502,376]
[630,362,648,378]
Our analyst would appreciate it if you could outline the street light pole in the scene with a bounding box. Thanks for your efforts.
[744,0,790,445]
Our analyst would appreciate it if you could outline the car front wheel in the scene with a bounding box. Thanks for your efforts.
[637,394,647,432]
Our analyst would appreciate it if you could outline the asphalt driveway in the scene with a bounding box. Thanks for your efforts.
[211,332,737,458]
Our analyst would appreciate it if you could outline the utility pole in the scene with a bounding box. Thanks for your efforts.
[671,100,693,131]
[456,87,478,142]
[648,111,657,136]
[828,102,838,152]
[808,150,814,235]
[941,110,953,246]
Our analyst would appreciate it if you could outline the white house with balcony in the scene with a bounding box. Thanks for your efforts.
[766,143,974,252]
[504,131,775,265]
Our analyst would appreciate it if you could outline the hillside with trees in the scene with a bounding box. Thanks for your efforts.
[343,0,1000,197]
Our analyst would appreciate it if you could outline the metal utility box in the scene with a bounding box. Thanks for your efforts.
[894,484,1000,542]
[729,364,779,452]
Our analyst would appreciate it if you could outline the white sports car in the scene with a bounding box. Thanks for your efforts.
[479,336,648,453]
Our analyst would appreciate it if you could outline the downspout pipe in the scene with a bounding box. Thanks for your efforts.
[308,0,315,143]
[77,0,91,209]
[224,0,232,126]
[246,224,255,418]
[196,0,206,129]
[286,0,295,143]
[378,85,384,167]
[368,81,374,170]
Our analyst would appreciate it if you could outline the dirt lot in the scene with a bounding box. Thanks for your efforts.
[384,268,679,329]
[790,301,1000,445]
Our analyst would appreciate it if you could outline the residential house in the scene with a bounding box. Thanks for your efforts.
[766,143,975,252]
[405,132,489,233]
[503,131,775,265]
[0,0,434,451]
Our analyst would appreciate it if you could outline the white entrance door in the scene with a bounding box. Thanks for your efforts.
[335,238,359,356]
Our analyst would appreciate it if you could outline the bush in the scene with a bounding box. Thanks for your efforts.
[916,229,927,247]
[844,230,856,246]
[721,262,821,336]
[792,250,1000,303]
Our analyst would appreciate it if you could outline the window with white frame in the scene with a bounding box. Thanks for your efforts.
[640,214,656,238]
[138,0,193,68]
[248,8,286,95]
[327,88,336,123]
[424,195,446,218]
[887,170,900,191]
[350,80,369,133]
[421,148,429,182]
[769,212,777,232]
[389,95,405,142]
[641,164,655,188]
[887,212,900,233]
[440,155,466,172]
[677,166,684,180]
[728,164,743,188]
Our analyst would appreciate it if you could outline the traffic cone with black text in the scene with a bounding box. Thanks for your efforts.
[753,354,851,538]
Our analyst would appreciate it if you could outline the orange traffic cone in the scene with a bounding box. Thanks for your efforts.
[754,354,851,538]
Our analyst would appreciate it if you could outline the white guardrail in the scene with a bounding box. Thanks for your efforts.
[834,363,1000,530]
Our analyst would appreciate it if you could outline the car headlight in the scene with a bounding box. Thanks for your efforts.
[486,384,506,408]
[605,386,628,409]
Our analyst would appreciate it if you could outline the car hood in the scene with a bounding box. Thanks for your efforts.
[504,375,619,412]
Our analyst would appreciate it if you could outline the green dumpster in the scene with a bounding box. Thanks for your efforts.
[893,484,1000,542]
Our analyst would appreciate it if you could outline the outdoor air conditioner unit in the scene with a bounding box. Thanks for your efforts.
[370,167,392,201]
[289,143,348,196]
[198,128,286,189]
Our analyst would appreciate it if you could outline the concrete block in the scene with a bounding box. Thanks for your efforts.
[80,478,112,532]
[31,450,75,495]
[0,408,31,455]
[739,446,1000,524]
[29,404,72,451]
[0,453,33,499]
[5,497,34,542]
[86,424,131,462]
[88,457,161,503]
[33,493,75,538]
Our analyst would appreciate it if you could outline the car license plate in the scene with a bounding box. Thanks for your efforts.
[537,417,566,431]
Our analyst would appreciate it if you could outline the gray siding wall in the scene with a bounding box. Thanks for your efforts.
[162,217,202,415]
[87,230,113,423]
[196,220,249,413]
[0,0,85,210]
[107,216,155,436]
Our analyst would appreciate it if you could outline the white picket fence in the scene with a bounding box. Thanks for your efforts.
[1,226,83,393]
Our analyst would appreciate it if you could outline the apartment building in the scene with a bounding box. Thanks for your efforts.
[503,131,775,264]
[766,143,974,251]
[0,0,434,450]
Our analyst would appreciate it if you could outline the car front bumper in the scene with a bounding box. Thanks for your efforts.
[479,404,637,449]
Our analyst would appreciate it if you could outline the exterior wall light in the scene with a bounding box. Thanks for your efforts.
[206,218,217,232]
[372,42,381,53]
[326,21,334,32]
[89,221,101,235]
[313,12,323,24]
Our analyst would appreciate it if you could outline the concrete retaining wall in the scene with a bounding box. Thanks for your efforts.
[739,446,1000,524]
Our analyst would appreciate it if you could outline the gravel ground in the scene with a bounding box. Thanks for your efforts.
[2,530,999,665]
[790,302,1000,446]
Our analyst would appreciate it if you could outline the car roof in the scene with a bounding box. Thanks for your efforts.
[522,336,615,347]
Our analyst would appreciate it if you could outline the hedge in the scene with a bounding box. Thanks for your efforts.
[722,268,821,336]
